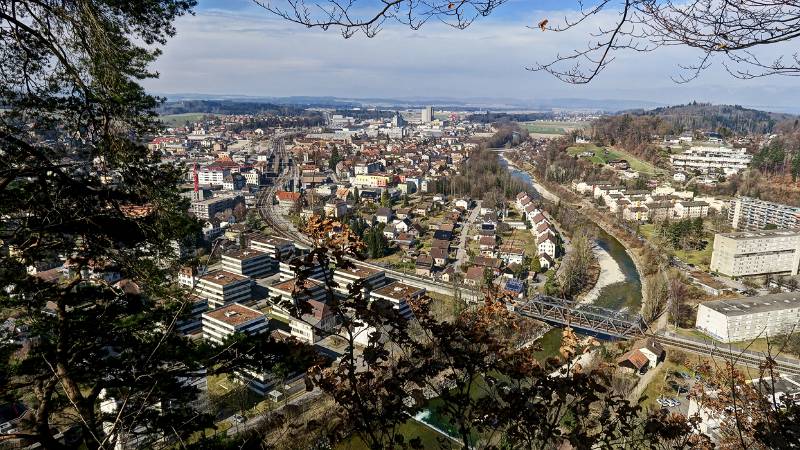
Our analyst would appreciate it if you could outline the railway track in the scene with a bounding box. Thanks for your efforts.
[651,332,800,376]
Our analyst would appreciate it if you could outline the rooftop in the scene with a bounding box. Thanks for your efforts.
[203,303,264,327]
[199,270,249,286]
[372,281,425,300]
[717,229,800,240]
[270,277,324,294]
[222,248,267,260]
[336,263,383,279]
[700,292,800,316]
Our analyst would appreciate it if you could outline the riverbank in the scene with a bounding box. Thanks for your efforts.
[579,244,625,304]
[504,154,647,312]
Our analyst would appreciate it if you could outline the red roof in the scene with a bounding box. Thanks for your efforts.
[276,191,301,202]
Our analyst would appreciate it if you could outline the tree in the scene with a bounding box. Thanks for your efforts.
[260,1,800,83]
[328,145,342,171]
[233,202,247,223]
[530,255,542,274]
[380,189,391,207]
[0,3,315,448]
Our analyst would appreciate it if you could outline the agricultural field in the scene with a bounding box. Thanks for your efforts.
[566,143,665,176]
[159,112,207,127]
[522,120,586,136]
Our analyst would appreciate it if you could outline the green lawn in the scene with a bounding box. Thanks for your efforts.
[523,121,585,135]
[567,144,664,175]
[159,112,207,127]
[638,224,714,270]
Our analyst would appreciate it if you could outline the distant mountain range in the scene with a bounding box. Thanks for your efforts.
[156,93,665,113]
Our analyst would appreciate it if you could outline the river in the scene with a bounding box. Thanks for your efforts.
[498,152,642,312]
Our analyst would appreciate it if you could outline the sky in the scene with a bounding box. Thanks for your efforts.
[144,0,800,111]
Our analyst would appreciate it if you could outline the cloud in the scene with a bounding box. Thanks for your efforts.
[143,4,800,109]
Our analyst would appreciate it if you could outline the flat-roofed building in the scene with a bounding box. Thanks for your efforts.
[370,281,425,319]
[710,229,800,277]
[267,277,328,323]
[695,292,800,342]
[670,145,752,175]
[196,270,252,309]
[729,196,800,231]
[333,263,386,296]
[278,258,329,282]
[176,294,209,335]
[201,304,270,394]
[221,248,273,279]
[202,303,268,345]
[248,234,295,261]
[190,195,242,220]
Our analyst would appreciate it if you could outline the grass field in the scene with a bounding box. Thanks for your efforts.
[160,112,207,127]
[639,224,714,270]
[522,120,585,135]
[567,143,664,175]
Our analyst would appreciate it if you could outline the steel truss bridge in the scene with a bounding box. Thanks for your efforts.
[515,295,648,339]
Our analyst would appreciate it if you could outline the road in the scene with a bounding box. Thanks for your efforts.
[453,200,482,273]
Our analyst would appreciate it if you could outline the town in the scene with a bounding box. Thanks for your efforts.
[4,1,800,449]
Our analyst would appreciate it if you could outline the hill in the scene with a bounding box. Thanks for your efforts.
[623,102,794,135]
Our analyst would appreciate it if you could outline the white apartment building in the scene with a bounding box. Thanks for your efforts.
[290,299,337,343]
[267,277,328,323]
[201,303,272,395]
[196,166,230,185]
[196,270,252,309]
[695,293,800,342]
[670,145,752,175]
[332,264,387,297]
[221,248,273,279]
[201,303,267,345]
[710,230,800,277]
[370,282,425,319]
[673,200,710,219]
[728,196,800,231]
[249,234,295,261]
[421,106,434,123]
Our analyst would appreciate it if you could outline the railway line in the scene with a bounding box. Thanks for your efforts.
[651,331,800,376]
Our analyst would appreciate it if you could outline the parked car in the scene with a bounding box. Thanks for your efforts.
[232,414,245,424]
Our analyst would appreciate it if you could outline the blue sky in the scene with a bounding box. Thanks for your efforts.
[144,0,800,110]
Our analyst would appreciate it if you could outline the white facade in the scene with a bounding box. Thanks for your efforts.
[696,293,800,342]
[728,196,800,231]
[670,145,752,175]
[196,270,252,309]
[710,230,800,277]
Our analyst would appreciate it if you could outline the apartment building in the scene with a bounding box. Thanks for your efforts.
[190,195,241,220]
[709,230,800,277]
[670,145,752,175]
[249,234,295,261]
[370,281,425,319]
[196,270,252,309]
[176,295,209,335]
[267,277,328,323]
[728,196,800,231]
[221,248,273,279]
[695,293,800,342]
[201,303,272,395]
[333,264,387,296]
[674,201,710,219]
[290,299,337,343]
[201,303,268,345]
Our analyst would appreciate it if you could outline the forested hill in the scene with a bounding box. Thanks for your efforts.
[631,102,794,134]
[621,102,794,135]
[587,103,796,168]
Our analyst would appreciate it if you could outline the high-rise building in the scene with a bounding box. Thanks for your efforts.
[728,196,800,231]
[709,229,800,277]
[421,106,434,123]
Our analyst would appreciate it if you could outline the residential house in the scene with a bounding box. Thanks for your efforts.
[415,254,433,277]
